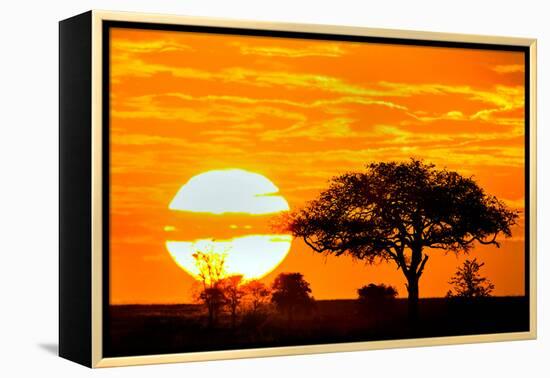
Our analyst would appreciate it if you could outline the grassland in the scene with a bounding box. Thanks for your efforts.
[106,296,528,357]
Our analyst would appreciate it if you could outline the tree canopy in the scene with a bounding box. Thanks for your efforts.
[271,273,314,323]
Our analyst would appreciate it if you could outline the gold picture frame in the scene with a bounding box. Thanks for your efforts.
[59,10,537,368]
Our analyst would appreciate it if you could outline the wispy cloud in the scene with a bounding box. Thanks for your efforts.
[492,64,525,74]
[378,82,524,110]
[112,39,194,54]
[260,118,356,141]
[118,92,409,114]
[111,133,188,147]
[111,56,214,80]
[113,95,306,124]
[232,42,347,58]
[112,54,524,127]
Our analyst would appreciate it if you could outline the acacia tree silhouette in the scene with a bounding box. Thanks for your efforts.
[282,159,518,323]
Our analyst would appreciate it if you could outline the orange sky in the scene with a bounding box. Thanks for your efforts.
[109,27,526,304]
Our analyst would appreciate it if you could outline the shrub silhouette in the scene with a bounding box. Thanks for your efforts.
[357,283,398,321]
[357,283,398,304]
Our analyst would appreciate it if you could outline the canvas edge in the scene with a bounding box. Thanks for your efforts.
[91,10,103,368]
[88,9,538,368]
[92,9,536,45]
[528,39,537,340]
[59,10,93,368]
[94,332,536,368]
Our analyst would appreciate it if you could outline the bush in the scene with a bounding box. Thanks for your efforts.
[357,283,398,316]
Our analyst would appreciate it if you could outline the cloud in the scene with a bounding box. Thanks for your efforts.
[302,144,524,168]
[112,55,384,97]
[408,110,465,122]
[111,133,188,146]
[118,92,409,118]
[377,82,524,109]
[112,90,523,149]
[112,93,308,124]
[112,51,524,123]
[229,123,265,130]
[446,110,464,119]
[110,134,248,177]
[111,55,214,80]
[209,136,251,144]
[112,107,250,123]
[408,107,523,128]
[110,36,526,170]
[112,39,193,54]
[259,118,356,141]
[492,64,525,74]
[501,197,526,210]
[384,82,525,128]
[232,42,347,58]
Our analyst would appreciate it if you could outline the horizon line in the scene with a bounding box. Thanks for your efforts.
[110,295,528,306]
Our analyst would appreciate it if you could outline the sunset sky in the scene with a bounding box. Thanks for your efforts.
[109,27,526,304]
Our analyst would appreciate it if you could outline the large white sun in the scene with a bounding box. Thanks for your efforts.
[166,169,292,281]
[169,169,290,214]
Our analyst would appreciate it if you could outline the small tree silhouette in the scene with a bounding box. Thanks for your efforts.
[282,159,517,323]
[271,273,314,325]
[221,275,245,328]
[192,250,227,328]
[241,279,271,315]
[447,258,495,298]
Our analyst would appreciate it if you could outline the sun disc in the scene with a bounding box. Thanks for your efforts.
[166,169,292,280]
[169,169,290,215]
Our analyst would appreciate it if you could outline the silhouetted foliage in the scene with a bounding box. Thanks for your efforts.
[447,258,495,298]
[220,275,245,328]
[241,279,271,315]
[197,287,225,327]
[282,159,518,322]
[357,283,398,304]
[357,283,398,320]
[192,250,227,327]
[271,273,314,324]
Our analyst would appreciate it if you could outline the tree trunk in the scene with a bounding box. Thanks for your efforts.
[208,304,214,328]
[406,244,425,327]
[231,308,237,329]
[287,305,294,327]
[406,275,419,326]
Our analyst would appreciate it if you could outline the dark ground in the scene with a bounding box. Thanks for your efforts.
[106,296,529,357]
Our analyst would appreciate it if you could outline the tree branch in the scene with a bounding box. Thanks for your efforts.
[383,247,399,262]
[417,254,429,277]
[462,232,498,246]
[302,236,326,253]
[474,233,500,246]
[395,249,408,274]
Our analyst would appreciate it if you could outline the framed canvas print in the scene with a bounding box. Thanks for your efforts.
[59,10,537,368]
